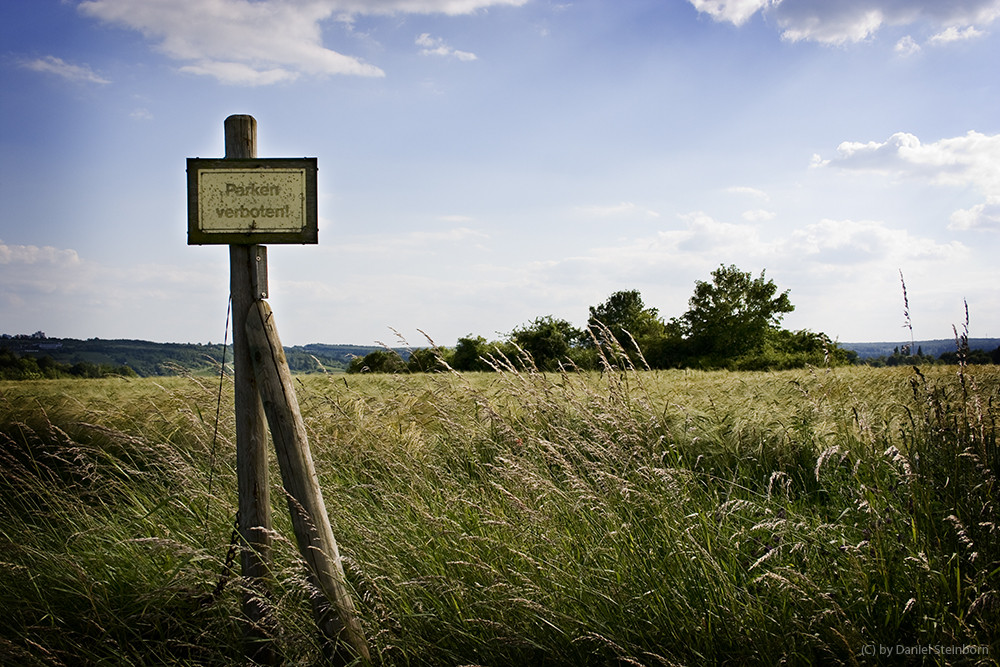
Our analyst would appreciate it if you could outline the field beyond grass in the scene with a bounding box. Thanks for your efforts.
[1,364,998,665]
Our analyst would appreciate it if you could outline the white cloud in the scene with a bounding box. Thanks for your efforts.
[20,55,110,84]
[780,218,967,265]
[0,241,81,267]
[687,0,774,26]
[179,61,301,86]
[929,25,985,44]
[338,226,490,255]
[828,130,1000,194]
[742,209,776,222]
[893,25,984,55]
[77,0,526,85]
[574,201,660,218]
[78,0,385,84]
[676,211,766,253]
[543,212,964,280]
[0,242,87,311]
[727,186,771,200]
[326,0,527,15]
[416,33,478,61]
[949,199,1000,231]
[823,130,1000,231]
[830,132,923,172]
[687,0,1000,45]
[894,35,921,55]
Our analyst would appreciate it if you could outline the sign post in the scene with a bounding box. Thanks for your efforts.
[189,115,368,664]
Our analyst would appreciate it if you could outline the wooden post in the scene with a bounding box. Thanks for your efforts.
[225,114,275,662]
[245,299,371,665]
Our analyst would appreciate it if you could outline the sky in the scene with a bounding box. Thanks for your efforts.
[2,0,999,347]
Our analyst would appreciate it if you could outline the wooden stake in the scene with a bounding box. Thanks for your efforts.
[245,299,371,664]
[225,114,275,662]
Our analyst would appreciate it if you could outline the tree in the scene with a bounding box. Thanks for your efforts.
[407,347,449,373]
[676,265,794,359]
[509,316,586,371]
[346,349,407,374]
[587,290,666,354]
[452,335,492,372]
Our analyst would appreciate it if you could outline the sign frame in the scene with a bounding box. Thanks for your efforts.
[187,157,318,245]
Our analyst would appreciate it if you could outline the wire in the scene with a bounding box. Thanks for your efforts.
[204,293,232,546]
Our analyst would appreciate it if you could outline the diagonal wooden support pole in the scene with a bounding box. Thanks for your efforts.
[245,299,371,665]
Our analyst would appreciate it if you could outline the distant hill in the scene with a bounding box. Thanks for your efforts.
[842,338,1000,359]
[0,336,404,377]
[5,335,998,378]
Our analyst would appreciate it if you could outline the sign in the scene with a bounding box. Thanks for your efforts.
[187,158,318,244]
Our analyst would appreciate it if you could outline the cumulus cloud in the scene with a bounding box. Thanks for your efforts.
[894,35,921,55]
[687,0,1000,45]
[828,130,1000,193]
[416,33,477,60]
[949,200,1000,231]
[20,55,110,84]
[78,0,526,85]
[823,130,1000,231]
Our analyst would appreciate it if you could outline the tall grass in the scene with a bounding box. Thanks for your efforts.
[1,362,998,665]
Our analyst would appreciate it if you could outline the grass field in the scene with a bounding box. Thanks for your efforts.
[1,363,998,665]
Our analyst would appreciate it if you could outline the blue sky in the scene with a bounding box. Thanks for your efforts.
[2,0,999,347]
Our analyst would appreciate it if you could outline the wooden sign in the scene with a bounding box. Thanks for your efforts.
[187,158,318,245]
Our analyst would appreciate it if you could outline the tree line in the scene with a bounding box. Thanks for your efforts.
[349,264,856,374]
[0,349,137,380]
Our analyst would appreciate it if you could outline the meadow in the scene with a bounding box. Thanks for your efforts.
[1,361,997,665]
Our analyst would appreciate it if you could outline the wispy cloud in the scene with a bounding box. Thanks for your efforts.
[727,185,770,201]
[742,209,775,222]
[338,226,490,255]
[0,241,81,267]
[688,0,1000,45]
[416,33,478,60]
[178,61,301,86]
[20,55,110,84]
[77,0,523,85]
[895,24,984,55]
[780,218,967,265]
[929,25,986,44]
[574,201,660,218]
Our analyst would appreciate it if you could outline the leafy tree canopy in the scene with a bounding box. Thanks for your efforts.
[509,316,586,371]
[346,349,407,374]
[587,290,666,350]
[675,264,794,358]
